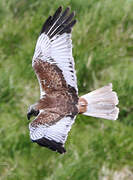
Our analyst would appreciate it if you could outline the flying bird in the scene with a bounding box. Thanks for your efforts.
[27,6,119,154]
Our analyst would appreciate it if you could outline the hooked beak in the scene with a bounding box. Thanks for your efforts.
[27,112,32,120]
[27,109,39,120]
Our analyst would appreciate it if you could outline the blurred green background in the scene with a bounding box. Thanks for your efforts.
[0,0,133,179]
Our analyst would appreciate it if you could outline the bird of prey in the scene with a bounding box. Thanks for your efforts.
[27,6,119,154]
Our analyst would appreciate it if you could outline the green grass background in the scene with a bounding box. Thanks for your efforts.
[0,0,133,179]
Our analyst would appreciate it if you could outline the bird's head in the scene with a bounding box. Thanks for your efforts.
[27,105,39,120]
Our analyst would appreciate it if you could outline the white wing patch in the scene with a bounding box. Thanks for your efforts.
[32,33,78,93]
[29,116,76,144]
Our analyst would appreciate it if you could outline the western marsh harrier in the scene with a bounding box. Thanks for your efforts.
[27,7,119,154]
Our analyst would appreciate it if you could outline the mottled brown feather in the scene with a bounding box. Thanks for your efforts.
[31,60,78,126]
[31,111,61,126]
[33,60,68,94]
[31,92,78,126]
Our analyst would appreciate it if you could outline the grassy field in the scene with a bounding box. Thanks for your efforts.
[0,0,133,179]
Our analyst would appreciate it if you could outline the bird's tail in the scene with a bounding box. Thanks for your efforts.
[78,83,119,120]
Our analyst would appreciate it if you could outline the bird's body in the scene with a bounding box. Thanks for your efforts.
[27,7,119,153]
[31,60,79,125]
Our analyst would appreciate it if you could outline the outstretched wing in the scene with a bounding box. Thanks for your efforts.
[29,7,78,153]
[29,110,76,154]
[32,6,78,98]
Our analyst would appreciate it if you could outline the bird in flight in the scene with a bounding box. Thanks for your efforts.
[27,6,119,154]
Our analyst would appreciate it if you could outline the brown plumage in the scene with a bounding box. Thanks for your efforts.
[78,98,88,114]
[31,59,78,127]
[33,60,68,94]
[27,6,119,154]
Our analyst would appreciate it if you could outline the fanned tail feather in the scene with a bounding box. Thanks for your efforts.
[78,83,119,120]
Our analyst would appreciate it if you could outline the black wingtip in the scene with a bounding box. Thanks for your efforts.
[66,6,71,12]
[58,6,63,12]
[32,137,66,154]
[40,6,76,38]
[40,16,52,35]
[53,6,62,19]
